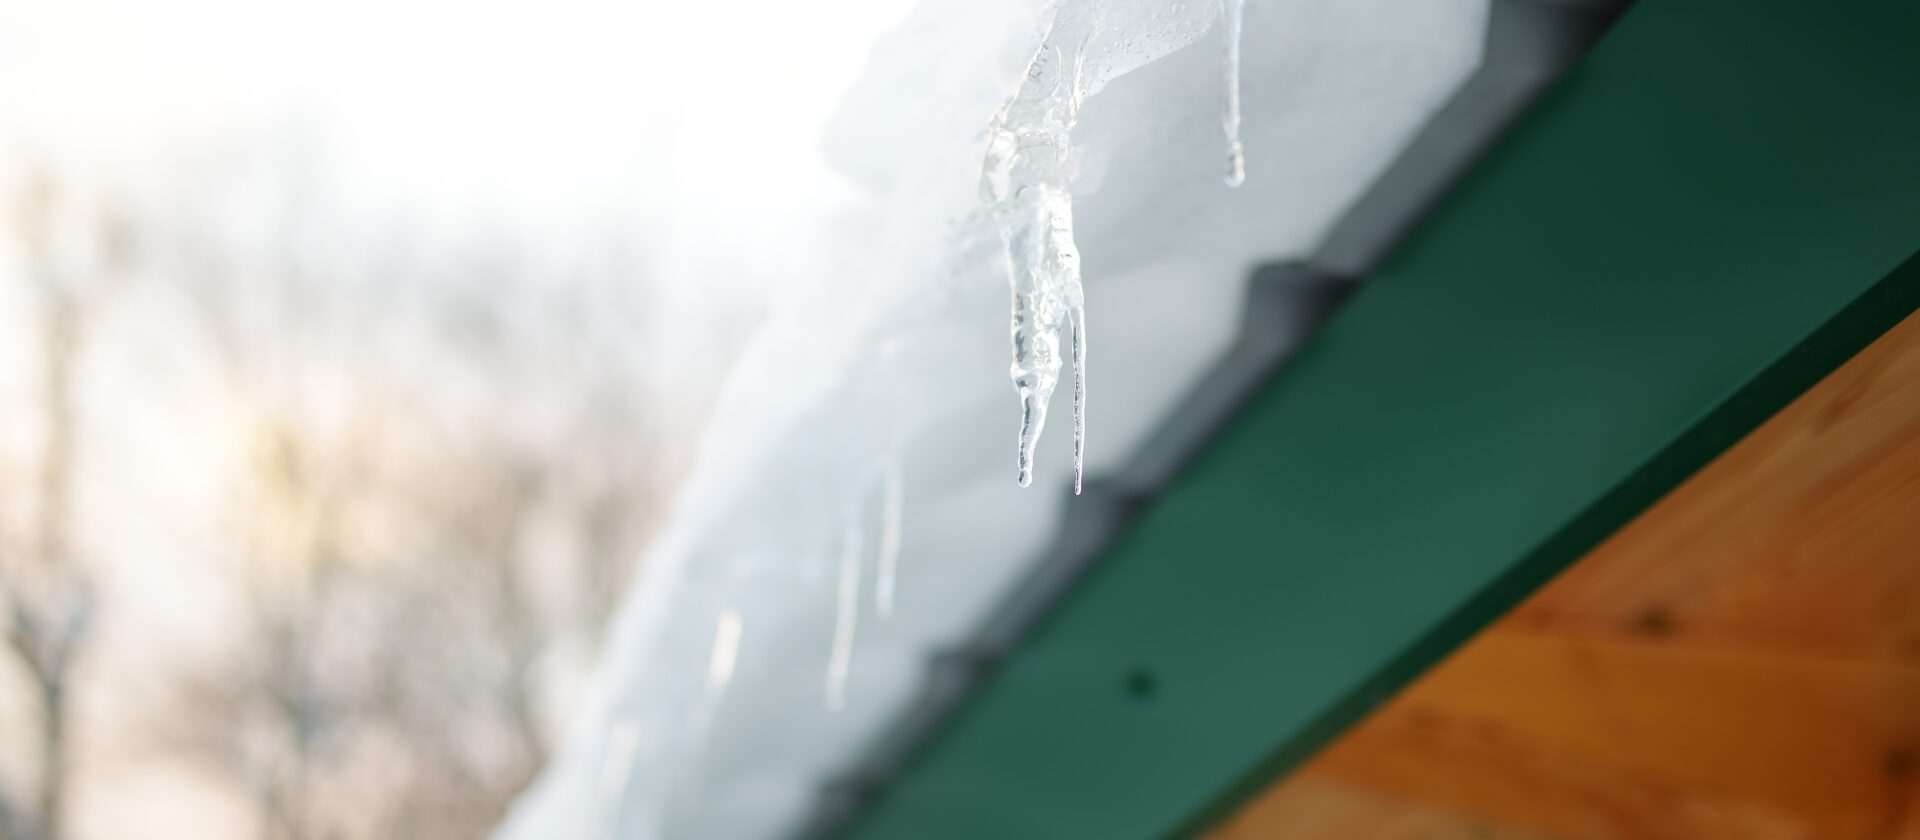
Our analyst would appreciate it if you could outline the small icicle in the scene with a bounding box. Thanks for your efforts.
[1221,0,1248,188]
[824,514,863,711]
[706,608,744,696]
[1070,305,1085,495]
[875,463,903,618]
[657,608,745,833]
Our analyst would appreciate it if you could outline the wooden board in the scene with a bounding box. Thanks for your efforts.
[1214,310,1920,839]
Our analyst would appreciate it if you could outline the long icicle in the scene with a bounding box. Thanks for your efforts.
[1070,304,1085,495]
[983,2,1100,493]
[1221,0,1248,188]
[824,514,863,711]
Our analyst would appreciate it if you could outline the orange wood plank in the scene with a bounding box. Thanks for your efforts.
[1214,309,1920,839]
[1212,776,1552,840]
[1310,632,1920,840]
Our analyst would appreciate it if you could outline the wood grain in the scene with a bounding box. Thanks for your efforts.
[1213,310,1920,840]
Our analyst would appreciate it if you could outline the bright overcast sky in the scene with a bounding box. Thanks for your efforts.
[0,0,916,226]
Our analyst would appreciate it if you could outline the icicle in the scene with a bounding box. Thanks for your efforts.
[982,3,1101,492]
[874,463,903,618]
[661,608,745,832]
[824,514,863,711]
[1221,0,1248,188]
[1070,305,1085,494]
[706,608,744,696]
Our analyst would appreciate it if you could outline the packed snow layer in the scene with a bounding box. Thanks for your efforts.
[496,0,1487,837]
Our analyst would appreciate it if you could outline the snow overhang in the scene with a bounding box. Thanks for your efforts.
[495,1,1635,838]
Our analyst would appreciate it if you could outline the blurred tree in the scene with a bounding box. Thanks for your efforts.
[0,170,131,840]
[0,146,722,840]
[150,188,670,839]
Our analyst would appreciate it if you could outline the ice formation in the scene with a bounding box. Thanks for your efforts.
[825,512,863,711]
[496,0,1488,837]
[986,0,1256,491]
[706,609,744,695]
[1222,0,1248,187]
[981,3,1100,491]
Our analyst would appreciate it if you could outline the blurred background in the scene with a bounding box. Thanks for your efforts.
[0,0,914,837]
[0,159,709,839]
